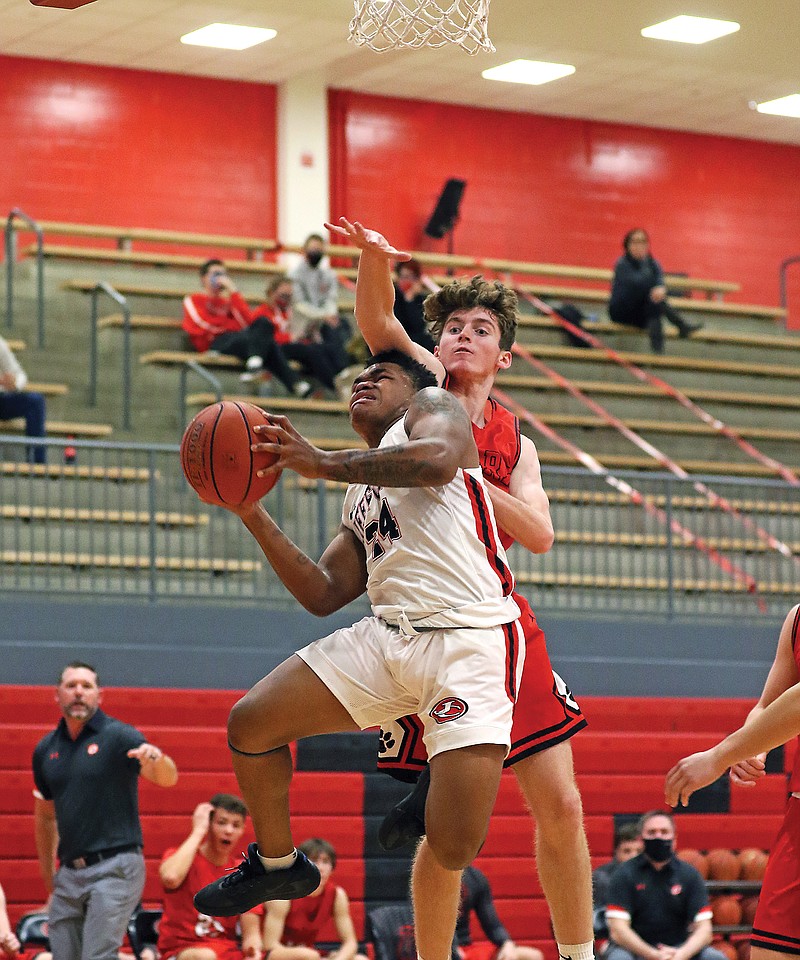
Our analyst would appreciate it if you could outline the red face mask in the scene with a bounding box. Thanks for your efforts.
[397,278,416,295]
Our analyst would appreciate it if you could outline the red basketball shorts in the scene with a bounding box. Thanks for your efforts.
[162,943,242,960]
[751,794,800,956]
[376,593,586,780]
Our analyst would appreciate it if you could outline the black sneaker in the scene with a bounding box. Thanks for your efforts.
[378,765,430,852]
[193,845,320,916]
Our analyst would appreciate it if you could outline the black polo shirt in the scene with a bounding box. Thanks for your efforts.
[606,852,712,947]
[32,709,146,863]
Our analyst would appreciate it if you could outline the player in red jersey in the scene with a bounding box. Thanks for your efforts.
[666,604,800,960]
[263,839,367,960]
[326,218,593,960]
[158,795,263,960]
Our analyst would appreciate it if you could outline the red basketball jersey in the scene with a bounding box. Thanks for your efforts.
[471,398,522,551]
[789,605,800,793]
[158,848,261,957]
[283,883,339,947]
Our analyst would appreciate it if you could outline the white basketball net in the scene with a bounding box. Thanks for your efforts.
[349,0,494,54]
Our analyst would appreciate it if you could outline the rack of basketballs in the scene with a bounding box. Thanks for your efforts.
[677,847,768,960]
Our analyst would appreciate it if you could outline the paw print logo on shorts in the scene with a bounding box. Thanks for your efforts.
[378,728,396,754]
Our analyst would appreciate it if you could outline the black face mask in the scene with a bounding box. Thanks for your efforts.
[306,251,323,267]
[643,837,673,862]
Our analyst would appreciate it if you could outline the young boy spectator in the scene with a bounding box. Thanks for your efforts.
[0,883,21,957]
[0,335,47,464]
[251,277,341,395]
[158,795,263,960]
[182,259,311,395]
[455,866,543,960]
[262,839,366,960]
[592,823,644,909]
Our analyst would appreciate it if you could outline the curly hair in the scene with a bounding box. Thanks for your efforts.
[423,276,518,351]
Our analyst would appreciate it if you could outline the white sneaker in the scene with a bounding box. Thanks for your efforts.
[294,380,313,398]
[240,356,264,382]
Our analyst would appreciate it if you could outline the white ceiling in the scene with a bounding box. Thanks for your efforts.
[3,0,800,145]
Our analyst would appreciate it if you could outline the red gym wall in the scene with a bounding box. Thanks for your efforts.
[329,90,800,311]
[0,55,277,238]
[3,56,800,313]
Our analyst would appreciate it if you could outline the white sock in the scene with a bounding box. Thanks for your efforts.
[557,943,594,960]
[256,848,297,871]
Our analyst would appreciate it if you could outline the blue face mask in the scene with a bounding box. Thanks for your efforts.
[643,837,673,862]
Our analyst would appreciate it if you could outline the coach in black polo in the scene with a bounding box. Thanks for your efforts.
[604,810,728,960]
[32,661,178,960]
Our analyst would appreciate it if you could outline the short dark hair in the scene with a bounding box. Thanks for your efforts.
[397,258,422,279]
[368,349,438,392]
[266,273,291,297]
[615,822,642,846]
[58,661,98,685]
[299,837,337,868]
[638,809,674,833]
[304,234,324,247]
[201,258,225,278]
[210,793,247,818]
[623,228,649,252]
[423,276,518,350]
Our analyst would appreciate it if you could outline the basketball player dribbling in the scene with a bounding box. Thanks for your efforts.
[326,218,595,960]
[193,350,526,960]
[666,603,800,960]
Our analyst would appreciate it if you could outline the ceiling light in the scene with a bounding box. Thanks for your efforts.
[180,23,277,50]
[482,59,575,86]
[641,15,740,44]
[756,94,800,118]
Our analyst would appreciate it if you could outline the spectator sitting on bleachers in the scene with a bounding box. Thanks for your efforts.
[290,235,352,375]
[609,229,702,354]
[262,838,366,960]
[0,882,21,957]
[0,335,47,464]
[182,259,311,396]
[158,794,263,960]
[393,260,435,352]
[251,277,341,395]
[604,811,726,960]
[592,823,643,910]
[455,866,542,960]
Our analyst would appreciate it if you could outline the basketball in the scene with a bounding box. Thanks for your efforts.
[180,401,280,506]
[740,895,759,926]
[739,848,768,881]
[678,848,709,878]
[708,848,741,881]
[711,896,742,927]
[714,940,738,960]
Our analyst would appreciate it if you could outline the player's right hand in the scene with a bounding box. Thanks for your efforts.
[325,217,411,261]
[192,801,214,834]
[729,754,767,787]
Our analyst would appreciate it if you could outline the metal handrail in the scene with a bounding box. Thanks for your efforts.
[779,255,800,328]
[4,209,45,346]
[88,282,133,430]
[179,360,222,432]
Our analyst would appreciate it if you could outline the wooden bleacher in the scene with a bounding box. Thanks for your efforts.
[0,462,152,481]
[0,419,112,438]
[0,552,259,572]
[0,687,781,958]
[0,505,207,527]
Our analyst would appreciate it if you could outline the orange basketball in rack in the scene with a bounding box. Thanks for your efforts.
[712,896,743,927]
[707,848,741,881]
[740,895,759,926]
[678,848,709,878]
[714,940,738,960]
[180,401,280,506]
[739,848,768,881]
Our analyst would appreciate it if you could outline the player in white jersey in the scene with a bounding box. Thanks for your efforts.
[194,350,525,960]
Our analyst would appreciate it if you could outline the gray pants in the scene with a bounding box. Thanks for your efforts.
[49,851,145,960]
[605,946,729,960]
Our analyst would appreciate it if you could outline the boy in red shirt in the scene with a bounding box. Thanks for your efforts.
[159,795,263,960]
[262,840,365,960]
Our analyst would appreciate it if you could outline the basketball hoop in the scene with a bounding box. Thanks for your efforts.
[349,0,494,54]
